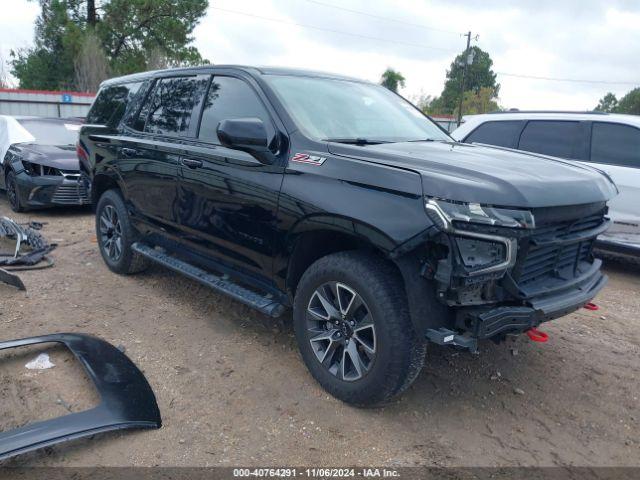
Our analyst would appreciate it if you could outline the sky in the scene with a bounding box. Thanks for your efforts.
[1,0,639,111]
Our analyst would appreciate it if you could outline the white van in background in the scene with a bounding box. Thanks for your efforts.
[452,111,640,257]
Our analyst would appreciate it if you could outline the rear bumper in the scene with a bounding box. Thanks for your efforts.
[14,171,91,208]
[456,267,607,339]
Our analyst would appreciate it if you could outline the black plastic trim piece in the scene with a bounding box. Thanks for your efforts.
[0,333,161,461]
[0,268,25,290]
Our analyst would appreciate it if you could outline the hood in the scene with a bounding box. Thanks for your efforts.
[15,143,80,171]
[329,141,618,208]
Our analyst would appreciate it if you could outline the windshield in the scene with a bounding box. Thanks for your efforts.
[18,120,81,146]
[264,75,450,143]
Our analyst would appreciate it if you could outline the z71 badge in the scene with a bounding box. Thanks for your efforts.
[291,153,326,166]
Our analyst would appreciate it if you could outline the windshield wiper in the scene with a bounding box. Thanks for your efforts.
[322,138,391,145]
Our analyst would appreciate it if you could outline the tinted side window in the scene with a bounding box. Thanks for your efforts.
[518,121,580,158]
[198,76,274,144]
[591,122,640,168]
[465,120,523,148]
[86,82,142,126]
[142,76,208,136]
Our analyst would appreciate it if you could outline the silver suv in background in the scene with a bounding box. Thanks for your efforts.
[452,112,639,257]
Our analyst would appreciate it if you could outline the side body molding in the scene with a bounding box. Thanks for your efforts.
[0,333,162,461]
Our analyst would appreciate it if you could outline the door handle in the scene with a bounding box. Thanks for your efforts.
[121,147,136,158]
[182,158,203,169]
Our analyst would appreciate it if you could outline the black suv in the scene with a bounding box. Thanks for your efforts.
[79,66,617,406]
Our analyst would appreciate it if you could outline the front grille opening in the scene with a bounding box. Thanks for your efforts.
[52,182,90,205]
[516,211,604,287]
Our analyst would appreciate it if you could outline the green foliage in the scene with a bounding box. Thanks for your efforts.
[458,87,501,116]
[594,92,618,112]
[421,87,501,117]
[595,89,640,115]
[616,88,640,115]
[435,46,499,115]
[98,0,208,75]
[11,0,82,90]
[380,68,406,93]
[11,0,209,90]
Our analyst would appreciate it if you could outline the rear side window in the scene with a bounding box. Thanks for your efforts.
[518,121,580,158]
[198,76,274,144]
[464,120,523,148]
[132,76,208,136]
[86,82,142,127]
[591,122,640,168]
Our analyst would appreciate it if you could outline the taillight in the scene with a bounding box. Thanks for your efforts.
[76,141,88,162]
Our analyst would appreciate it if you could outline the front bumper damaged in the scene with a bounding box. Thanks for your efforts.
[456,266,607,339]
[0,333,161,461]
[396,203,611,349]
[14,170,91,209]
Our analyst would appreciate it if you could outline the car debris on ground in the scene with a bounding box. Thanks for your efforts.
[0,333,162,461]
[0,217,56,290]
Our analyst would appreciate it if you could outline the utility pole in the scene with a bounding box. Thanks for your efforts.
[457,31,472,126]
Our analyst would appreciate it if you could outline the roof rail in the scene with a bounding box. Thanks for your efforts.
[486,110,608,115]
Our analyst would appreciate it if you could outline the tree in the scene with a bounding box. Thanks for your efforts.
[0,53,9,88]
[435,46,499,115]
[11,0,209,90]
[616,88,640,115]
[380,68,405,93]
[458,87,501,116]
[74,31,110,92]
[11,0,82,90]
[97,0,209,74]
[595,92,618,112]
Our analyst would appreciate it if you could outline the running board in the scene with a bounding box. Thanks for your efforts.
[131,242,286,318]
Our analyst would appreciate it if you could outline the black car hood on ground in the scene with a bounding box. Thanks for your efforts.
[329,141,618,208]
[14,143,80,171]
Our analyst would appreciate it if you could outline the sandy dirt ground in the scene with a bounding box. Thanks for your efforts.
[0,198,638,468]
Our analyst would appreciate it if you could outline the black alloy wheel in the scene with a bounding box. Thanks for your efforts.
[99,204,123,262]
[305,281,377,381]
[6,171,23,212]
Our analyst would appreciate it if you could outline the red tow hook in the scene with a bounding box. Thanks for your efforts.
[526,327,549,343]
[584,302,599,311]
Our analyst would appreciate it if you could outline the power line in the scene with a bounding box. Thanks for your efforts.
[496,71,638,86]
[303,0,463,36]
[210,6,457,53]
[211,6,637,87]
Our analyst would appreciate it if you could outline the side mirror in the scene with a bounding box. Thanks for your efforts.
[217,118,274,164]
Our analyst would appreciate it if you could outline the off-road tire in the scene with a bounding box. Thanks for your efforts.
[95,189,149,274]
[294,251,426,406]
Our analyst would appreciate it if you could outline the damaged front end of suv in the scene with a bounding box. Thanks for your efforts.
[397,196,611,351]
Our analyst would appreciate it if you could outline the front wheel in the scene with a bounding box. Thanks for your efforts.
[6,170,24,212]
[293,251,426,406]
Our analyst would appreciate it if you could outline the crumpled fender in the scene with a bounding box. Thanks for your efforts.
[0,333,161,461]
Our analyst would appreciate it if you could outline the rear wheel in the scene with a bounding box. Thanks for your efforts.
[95,189,149,274]
[293,251,426,406]
[6,170,24,212]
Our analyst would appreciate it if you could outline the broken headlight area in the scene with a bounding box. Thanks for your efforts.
[20,160,62,177]
[423,197,527,278]
[425,197,535,231]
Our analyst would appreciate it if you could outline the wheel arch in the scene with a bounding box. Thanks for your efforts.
[284,215,400,298]
[92,172,124,204]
